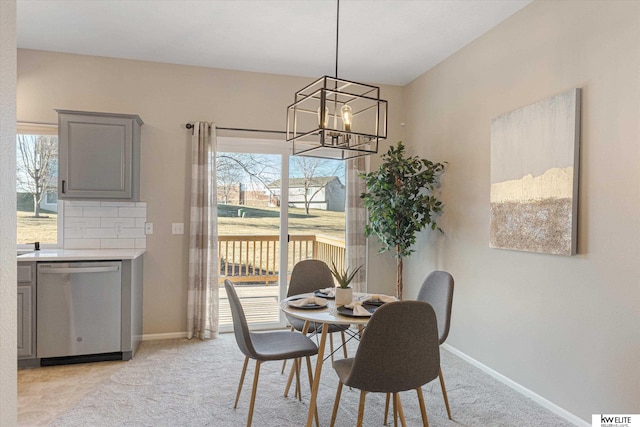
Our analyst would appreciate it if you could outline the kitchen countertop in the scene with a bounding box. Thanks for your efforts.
[17,248,146,262]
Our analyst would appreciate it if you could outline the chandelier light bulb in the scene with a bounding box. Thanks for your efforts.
[317,106,329,128]
[341,104,352,132]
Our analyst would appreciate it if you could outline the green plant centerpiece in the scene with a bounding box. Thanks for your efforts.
[329,261,363,289]
[360,141,445,300]
[329,261,363,306]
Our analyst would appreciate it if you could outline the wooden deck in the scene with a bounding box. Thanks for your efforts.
[217,234,346,287]
[218,284,281,326]
[216,233,346,326]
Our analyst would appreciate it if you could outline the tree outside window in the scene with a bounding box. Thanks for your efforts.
[16,123,61,245]
[17,133,58,217]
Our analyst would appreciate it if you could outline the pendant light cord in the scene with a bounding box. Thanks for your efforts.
[335,0,340,78]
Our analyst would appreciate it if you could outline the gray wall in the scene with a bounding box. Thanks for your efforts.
[0,0,17,424]
[400,0,639,421]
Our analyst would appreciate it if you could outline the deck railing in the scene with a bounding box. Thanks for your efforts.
[218,234,345,285]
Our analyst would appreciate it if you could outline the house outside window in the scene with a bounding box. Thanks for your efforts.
[45,190,58,205]
[268,176,345,212]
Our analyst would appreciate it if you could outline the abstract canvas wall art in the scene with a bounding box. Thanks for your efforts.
[490,88,581,255]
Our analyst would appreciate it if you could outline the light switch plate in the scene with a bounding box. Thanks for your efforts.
[172,223,184,235]
[145,222,153,234]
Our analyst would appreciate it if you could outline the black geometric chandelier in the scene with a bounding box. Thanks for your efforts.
[286,0,388,160]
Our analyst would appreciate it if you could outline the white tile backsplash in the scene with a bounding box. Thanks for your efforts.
[66,217,98,227]
[83,207,119,217]
[101,217,135,228]
[63,228,84,239]
[64,206,84,217]
[84,227,117,239]
[64,238,101,249]
[64,201,147,249]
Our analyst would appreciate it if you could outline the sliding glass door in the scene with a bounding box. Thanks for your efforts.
[216,138,289,331]
[215,137,348,331]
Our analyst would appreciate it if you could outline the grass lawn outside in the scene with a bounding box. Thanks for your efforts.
[17,210,58,244]
[16,204,345,247]
[218,204,345,239]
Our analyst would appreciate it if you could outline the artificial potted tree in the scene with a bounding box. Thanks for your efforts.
[360,141,446,300]
[329,261,363,306]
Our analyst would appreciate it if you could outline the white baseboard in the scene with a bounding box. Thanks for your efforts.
[141,332,188,341]
[441,343,590,427]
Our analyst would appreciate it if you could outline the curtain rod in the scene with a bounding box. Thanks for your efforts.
[185,123,286,135]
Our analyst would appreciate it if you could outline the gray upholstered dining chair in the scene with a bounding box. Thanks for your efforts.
[417,270,454,419]
[225,280,319,427]
[383,270,455,423]
[384,270,454,424]
[329,300,440,427]
[282,260,349,375]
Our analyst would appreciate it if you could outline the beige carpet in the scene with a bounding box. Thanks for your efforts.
[31,333,574,426]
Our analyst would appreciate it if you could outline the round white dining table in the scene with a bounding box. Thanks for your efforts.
[280,292,373,427]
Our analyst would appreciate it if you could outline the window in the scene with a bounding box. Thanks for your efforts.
[16,123,62,247]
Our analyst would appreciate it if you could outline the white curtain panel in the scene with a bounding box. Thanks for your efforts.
[345,156,367,293]
[187,122,219,339]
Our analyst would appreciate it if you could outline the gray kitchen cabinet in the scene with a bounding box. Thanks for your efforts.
[121,256,144,360]
[57,110,143,200]
[17,263,36,360]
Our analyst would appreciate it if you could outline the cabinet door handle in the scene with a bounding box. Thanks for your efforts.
[61,180,66,193]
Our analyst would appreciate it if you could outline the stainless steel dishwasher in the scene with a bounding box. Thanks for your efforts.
[37,262,122,361]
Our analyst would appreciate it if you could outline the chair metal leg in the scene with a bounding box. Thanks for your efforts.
[246,360,261,427]
[439,368,452,420]
[383,392,390,425]
[356,390,367,427]
[235,356,249,409]
[416,387,429,427]
[329,381,343,427]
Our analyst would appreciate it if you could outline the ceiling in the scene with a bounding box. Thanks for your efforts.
[17,0,532,86]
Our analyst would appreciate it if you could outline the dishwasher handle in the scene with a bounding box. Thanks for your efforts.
[38,266,120,274]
